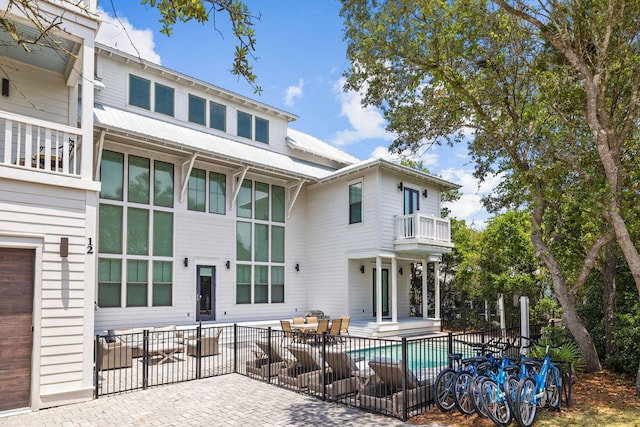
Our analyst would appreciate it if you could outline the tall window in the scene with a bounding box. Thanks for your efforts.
[98,153,174,308]
[237,111,252,139]
[129,74,150,110]
[210,101,226,131]
[236,181,286,304]
[188,168,206,212]
[404,187,420,215]
[155,83,174,116]
[255,117,269,143]
[188,94,206,125]
[209,172,226,214]
[349,182,362,224]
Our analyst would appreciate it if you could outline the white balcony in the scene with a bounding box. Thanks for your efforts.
[0,111,82,176]
[394,213,453,254]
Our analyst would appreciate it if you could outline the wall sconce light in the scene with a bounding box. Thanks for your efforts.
[295,263,300,272]
[360,265,365,274]
[183,257,188,267]
[60,237,69,258]
[399,267,403,275]
[2,78,9,97]
[422,189,428,198]
[397,182,404,191]
[225,260,231,269]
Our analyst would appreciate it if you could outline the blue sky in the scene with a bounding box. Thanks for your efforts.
[95,0,499,228]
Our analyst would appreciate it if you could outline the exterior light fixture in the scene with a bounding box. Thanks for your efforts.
[399,267,403,275]
[360,265,365,274]
[226,260,231,269]
[422,189,428,198]
[183,257,188,267]
[60,237,69,258]
[295,263,300,272]
[398,182,404,191]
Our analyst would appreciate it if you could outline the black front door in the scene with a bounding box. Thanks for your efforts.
[196,265,216,321]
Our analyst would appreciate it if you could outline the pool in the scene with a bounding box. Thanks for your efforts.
[348,340,475,371]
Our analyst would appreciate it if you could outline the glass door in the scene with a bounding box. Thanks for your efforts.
[196,265,216,321]
[373,268,389,318]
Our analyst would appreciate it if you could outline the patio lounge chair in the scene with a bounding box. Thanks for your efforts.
[308,349,362,398]
[186,327,222,357]
[359,358,435,418]
[97,336,133,370]
[278,344,325,389]
[246,338,291,378]
[339,316,350,336]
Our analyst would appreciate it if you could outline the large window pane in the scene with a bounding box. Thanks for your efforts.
[236,265,251,304]
[271,226,284,263]
[153,261,172,306]
[153,211,173,256]
[127,260,148,307]
[349,182,362,224]
[237,111,252,139]
[272,185,285,223]
[188,94,206,125]
[99,204,123,254]
[271,266,284,303]
[155,83,174,116]
[128,155,150,204]
[255,182,269,220]
[210,101,226,131]
[98,258,121,307]
[209,172,226,214]
[129,74,150,110]
[188,168,206,212]
[154,160,174,207]
[237,179,252,218]
[255,265,268,303]
[236,222,252,261]
[127,208,149,255]
[255,117,269,143]
[255,224,269,262]
[100,150,123,200]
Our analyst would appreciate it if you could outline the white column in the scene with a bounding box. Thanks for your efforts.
[422,260,428,318]
[520,296,530,353]
[376,256,382,324]
[498,294,506,338]
[391,257,398,323]
[81,39,94,181]
[434,260,441,318]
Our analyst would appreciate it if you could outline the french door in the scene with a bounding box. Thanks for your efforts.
[373,268,389,318]
[196,265,216,321]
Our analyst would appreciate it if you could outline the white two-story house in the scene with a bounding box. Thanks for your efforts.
[0,1,459,414]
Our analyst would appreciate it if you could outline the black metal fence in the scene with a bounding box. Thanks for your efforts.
[95,323,543,421]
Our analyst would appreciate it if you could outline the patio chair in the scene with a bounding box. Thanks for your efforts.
[278,344,326,389]
[309,319,329,345]
[327,318,342,344]
[246,338,291,378]
[292,317,305,325]
[308,349,362,398]
[340,316,350,336]
[359,358,435,418]
[186,327,222,357]
[305,316,318,324]
[97,336,133,370]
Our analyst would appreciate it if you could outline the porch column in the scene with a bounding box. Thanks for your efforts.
[422,260,429,318]
[376,256,382,324]
[434,260,441,318]
[391,257,398,323]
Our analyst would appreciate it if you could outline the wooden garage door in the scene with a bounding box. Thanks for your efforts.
[0,248,34,412]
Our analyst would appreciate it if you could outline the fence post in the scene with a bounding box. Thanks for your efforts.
[322,332,327,401]
[94,335,100,398]
[267,327,272,384]
[447,332,453,369]
[402,337,408,421]
[196,323,202,380]
[480,328,486,344]
[143,329,149,390]
[233,324,238,373]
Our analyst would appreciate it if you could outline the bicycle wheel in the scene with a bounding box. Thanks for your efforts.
[433,368,457,412]
[481,378,512,427]
[503,373,520,416]
[545,366,562,410]
[453,371,476,415]
[471,375,489,418]
[515,376,537,427]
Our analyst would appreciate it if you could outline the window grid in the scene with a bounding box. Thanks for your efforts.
[188,94,206,125]
[154,83,175,117]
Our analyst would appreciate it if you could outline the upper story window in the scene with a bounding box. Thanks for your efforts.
[404,187,420,215]
[210,101,226,131]
[255,117,269,143]
[155,83,174,117]
[188,168,227,215]
[129,75,151,110]
[349,182,362,224]
[237,111,252,139]
[189,94,206,125]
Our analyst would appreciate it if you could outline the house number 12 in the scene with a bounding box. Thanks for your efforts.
[87,238,94,254]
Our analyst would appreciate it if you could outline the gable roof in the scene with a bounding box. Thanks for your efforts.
[286,128,359,166]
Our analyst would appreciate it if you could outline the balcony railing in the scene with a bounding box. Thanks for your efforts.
[395,213,451,243]
[0,111,81,176]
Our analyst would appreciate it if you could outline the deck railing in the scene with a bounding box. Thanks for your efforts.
[0,111,82,176]
[395,213,451,242]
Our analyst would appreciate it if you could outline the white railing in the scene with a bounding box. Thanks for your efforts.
[0,111,81,176]
[395,213,451,243]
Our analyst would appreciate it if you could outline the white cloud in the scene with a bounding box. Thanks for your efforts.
[96,8,161,64]
[330,78,394,146]
[284,79,304,107]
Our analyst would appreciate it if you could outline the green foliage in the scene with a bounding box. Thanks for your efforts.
[529,340,586,374]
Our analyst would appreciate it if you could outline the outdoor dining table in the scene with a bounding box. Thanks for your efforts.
[292,323,319,333]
